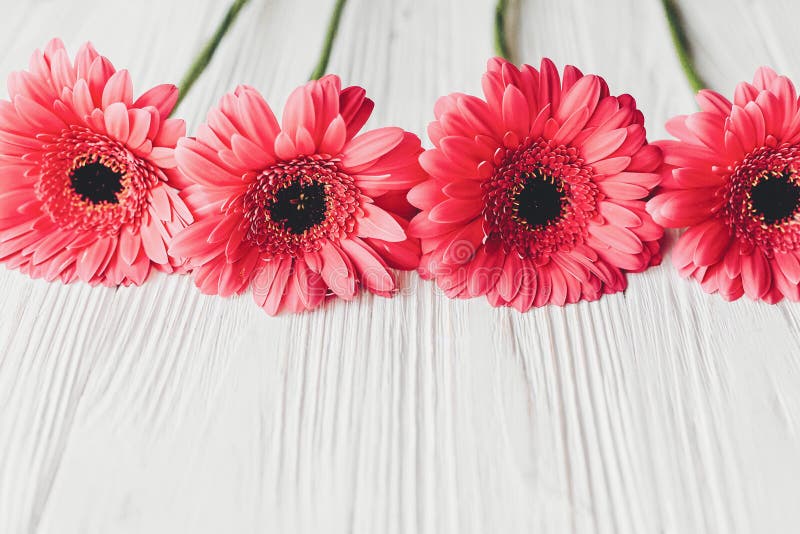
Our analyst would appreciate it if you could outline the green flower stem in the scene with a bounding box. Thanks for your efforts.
[494,0,513,61]
[174,0,252,113]
[661,0,706,93]
[310,0,349,80]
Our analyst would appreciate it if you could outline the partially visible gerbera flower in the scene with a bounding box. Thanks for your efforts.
[408,57,663,310]
[648,67,800,303]
[0,38,193,285]
[169,77,425,315]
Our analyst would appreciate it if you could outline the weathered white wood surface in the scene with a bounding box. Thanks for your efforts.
[1,0,799,532]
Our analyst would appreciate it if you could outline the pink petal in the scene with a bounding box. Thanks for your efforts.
[139,214,169,264]
[741,251,771,300]
[339,238,395,293]
[273,132,298,160]
[176,138,243,186]
[150,147,176,169]
[553,107,590,145]
[101,69,133,109]
[692,220,731,266]
[555,74,601,123]
[127,108,151,149]
[153,118,186,148]
[282,85,316,145]
[134,84,179,118]
[427,198,483,224]
[86,56,116,106]
[591,156,631,176]
[319,242,356,299]
[775,251,800,285]
[253,258,292,315]
[233,88,281,152]
[319,115,347,155]
[231,133,273,170]
[340,127,404,170]
[588,224,643,255]
[356,203,406,242]
[497,253,522,301]
[76,237,112,282]
[501,85,530,137]
[339,86,373,140]
[119,227,141,265]
[294,126,316,155]
[14,95,65,131]
[581,128,627,163]
[104,102,130,142]
[696,90,732,116]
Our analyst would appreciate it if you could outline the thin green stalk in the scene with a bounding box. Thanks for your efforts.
[310,0,348,80]
[661,0,706,93]
[494,0,513,61]
[174,0,252,112]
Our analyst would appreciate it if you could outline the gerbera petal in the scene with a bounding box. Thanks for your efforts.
[86,55,116,106]
[133,84,179,118]
[775,251,800,285]
[104,102,130,142]
[281,84,314,142]
[581,128,627,163]
[501,85,530,137]
[427,198,483,224]
[176,138,243,186]
[319,114,347,155]
[253,258,293,315]
[339,237,395,293]
[14,94,65,131]
[741,251,771,300]
[696,89,732,116]
[233,87,281,152]
[101,69,133,109]
[340,127,405,170]
[753,66,778,90]
[692,220,731,266]
[555,74,600,124]
[231,133,274,170]
[319,242,356,299]
[76,237,113,282]
[127,108,152,149]
[553,107,590,145]
[119,227,141,265]
[441,219,483,265]
[339,86,374,140]
[273,131,298,160]
[588,224,643,255]
[139,214,169,264]
[356,203,406,242]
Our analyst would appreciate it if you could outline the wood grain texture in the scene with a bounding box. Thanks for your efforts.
[1,0,799,533]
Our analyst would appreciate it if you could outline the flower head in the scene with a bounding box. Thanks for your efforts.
[0,39,193,285]
[408,57,663,310]
[648,67,800,303]
[170,77,425,315]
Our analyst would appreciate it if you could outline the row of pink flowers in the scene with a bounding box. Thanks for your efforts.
[1,39,798,313]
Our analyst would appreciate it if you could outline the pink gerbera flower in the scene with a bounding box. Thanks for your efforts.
[0,38,192,285]
[408,58,663,310]
[169,76,425,315]
[648,67,800,303]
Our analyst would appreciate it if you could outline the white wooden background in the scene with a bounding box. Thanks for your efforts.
[1,0,799,532]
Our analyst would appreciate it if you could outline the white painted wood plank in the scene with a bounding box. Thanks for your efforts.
[0,0,798,533]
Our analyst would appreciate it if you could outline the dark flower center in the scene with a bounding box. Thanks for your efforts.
[750,171,800,224]
[268,181,328,234]
[513,169,565,227]
[70,161,123,204]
